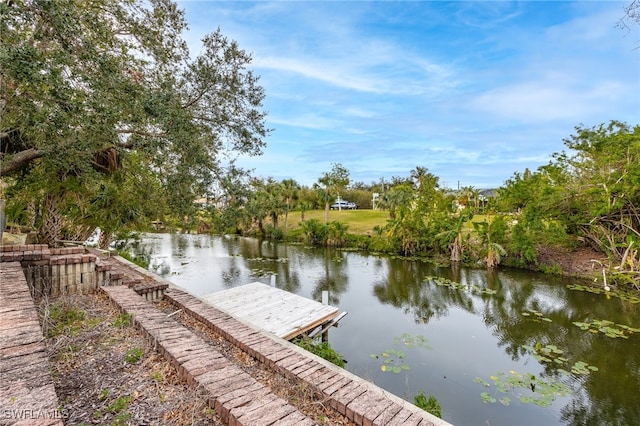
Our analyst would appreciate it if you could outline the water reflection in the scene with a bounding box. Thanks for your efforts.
[311,249,349,305]
[133,234,640,426]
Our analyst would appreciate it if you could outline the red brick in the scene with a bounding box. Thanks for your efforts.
[382,408,414,425]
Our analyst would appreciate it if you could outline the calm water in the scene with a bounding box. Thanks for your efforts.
[131,233,640,426]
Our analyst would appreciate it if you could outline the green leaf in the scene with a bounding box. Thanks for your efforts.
[499,397,511,406]
[480,392,497,404]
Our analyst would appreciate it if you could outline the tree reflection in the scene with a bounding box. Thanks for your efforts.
[311,248,348,305]
[371,257,475,324]
[372,259,640,425]
[136,235,640,425]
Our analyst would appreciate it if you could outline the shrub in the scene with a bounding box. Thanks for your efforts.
[294,338,345,368]
[301,219,328,246]
[414,391,442,418]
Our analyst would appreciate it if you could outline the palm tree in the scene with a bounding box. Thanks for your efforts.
[437,212,472,262]
[473,219,506,269]
[381,184,413,219]
[280,178,300,232]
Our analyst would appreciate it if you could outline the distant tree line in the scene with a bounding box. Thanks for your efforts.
[206,122,639,291]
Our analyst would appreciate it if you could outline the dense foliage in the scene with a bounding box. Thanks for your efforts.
[206,121,639,291]
[1,0,267,246]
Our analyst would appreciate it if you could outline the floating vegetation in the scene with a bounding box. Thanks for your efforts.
[247,257,289,263]
[474,371,571,408]
[522,343,566,364]
[520,343,598,375]
[566,284,640,304]
[426,276,497,296]
[569,361,599,375]
[370,333,431,374]
[521,308,553,323]
[369,349,410,374]
[394,333,432,349]
[572,319,640,339]
[249,268,273,278]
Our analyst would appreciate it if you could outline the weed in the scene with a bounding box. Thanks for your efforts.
[117,249,150,269]
[111,411,131,426]
[202,407,216,417]
[112,313,132,328]
[294,338,345,368]
[125,347,144,364]
[107,395,132,414]
[540,263,563,275]
[45,303,86,337]
[150,370,163,382]
[414,391,442,418]
[93,410,103,421]
[99,389,110,401]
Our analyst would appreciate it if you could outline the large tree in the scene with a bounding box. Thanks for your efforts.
[0,0,268,245]
[498,121,640,286]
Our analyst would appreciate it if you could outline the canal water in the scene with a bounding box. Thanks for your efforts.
[131,233,640,426]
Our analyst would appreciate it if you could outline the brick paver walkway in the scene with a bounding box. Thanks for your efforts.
[0,262,64,426]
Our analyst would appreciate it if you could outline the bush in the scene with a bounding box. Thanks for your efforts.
[294,338,345,368]
[301,219,328,246]
[264,224,284,241]
[414,391,442,418]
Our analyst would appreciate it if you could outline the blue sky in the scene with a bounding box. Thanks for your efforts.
[179,1,639,189]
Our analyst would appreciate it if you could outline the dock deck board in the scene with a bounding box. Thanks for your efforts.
[203,282,339,340]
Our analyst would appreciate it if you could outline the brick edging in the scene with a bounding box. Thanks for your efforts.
[164,288,452,426]
[100,285,315,426]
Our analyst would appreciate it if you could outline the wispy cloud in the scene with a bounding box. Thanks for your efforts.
[179,1,640,188]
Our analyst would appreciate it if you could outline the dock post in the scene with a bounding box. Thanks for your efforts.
[270,274,276,287]
[322,290,329,342]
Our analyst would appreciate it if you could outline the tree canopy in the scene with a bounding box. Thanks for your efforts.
[0,0,268,245]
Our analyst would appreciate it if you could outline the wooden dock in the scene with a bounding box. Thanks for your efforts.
[203,282,340,340]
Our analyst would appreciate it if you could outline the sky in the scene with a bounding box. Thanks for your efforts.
[178,0,640,189]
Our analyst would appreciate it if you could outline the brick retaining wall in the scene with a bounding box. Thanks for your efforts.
[164,288,452,426]
[0,245,107,296]
[0,245,166,300]
[101,285,315,426]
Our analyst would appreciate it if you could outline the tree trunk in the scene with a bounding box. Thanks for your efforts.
[39,194,63,246]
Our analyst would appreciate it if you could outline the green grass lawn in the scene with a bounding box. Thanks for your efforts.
[280,210,492,235]
[284,209,389,234]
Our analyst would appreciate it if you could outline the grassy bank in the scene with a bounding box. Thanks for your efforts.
[283,209,489,235]
[285,209,389,234]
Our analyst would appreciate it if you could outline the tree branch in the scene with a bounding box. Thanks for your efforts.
[0,148,44,176]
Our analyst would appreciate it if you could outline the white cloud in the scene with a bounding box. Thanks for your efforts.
[180,1,639,189]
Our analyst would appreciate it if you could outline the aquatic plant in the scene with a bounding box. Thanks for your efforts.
[566,283,640,303]
[394,333,432,349]
[520,343,599,374]
[572,319,640,339]
[474,370,571,408]
[521,308,553,323]
[426,276,497,296]
[370,333,431,373]
[369,349,410,374]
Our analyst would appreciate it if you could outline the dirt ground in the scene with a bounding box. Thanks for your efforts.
[39,293,354,426]
[40,293,224,426]
[536,245,607,277]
